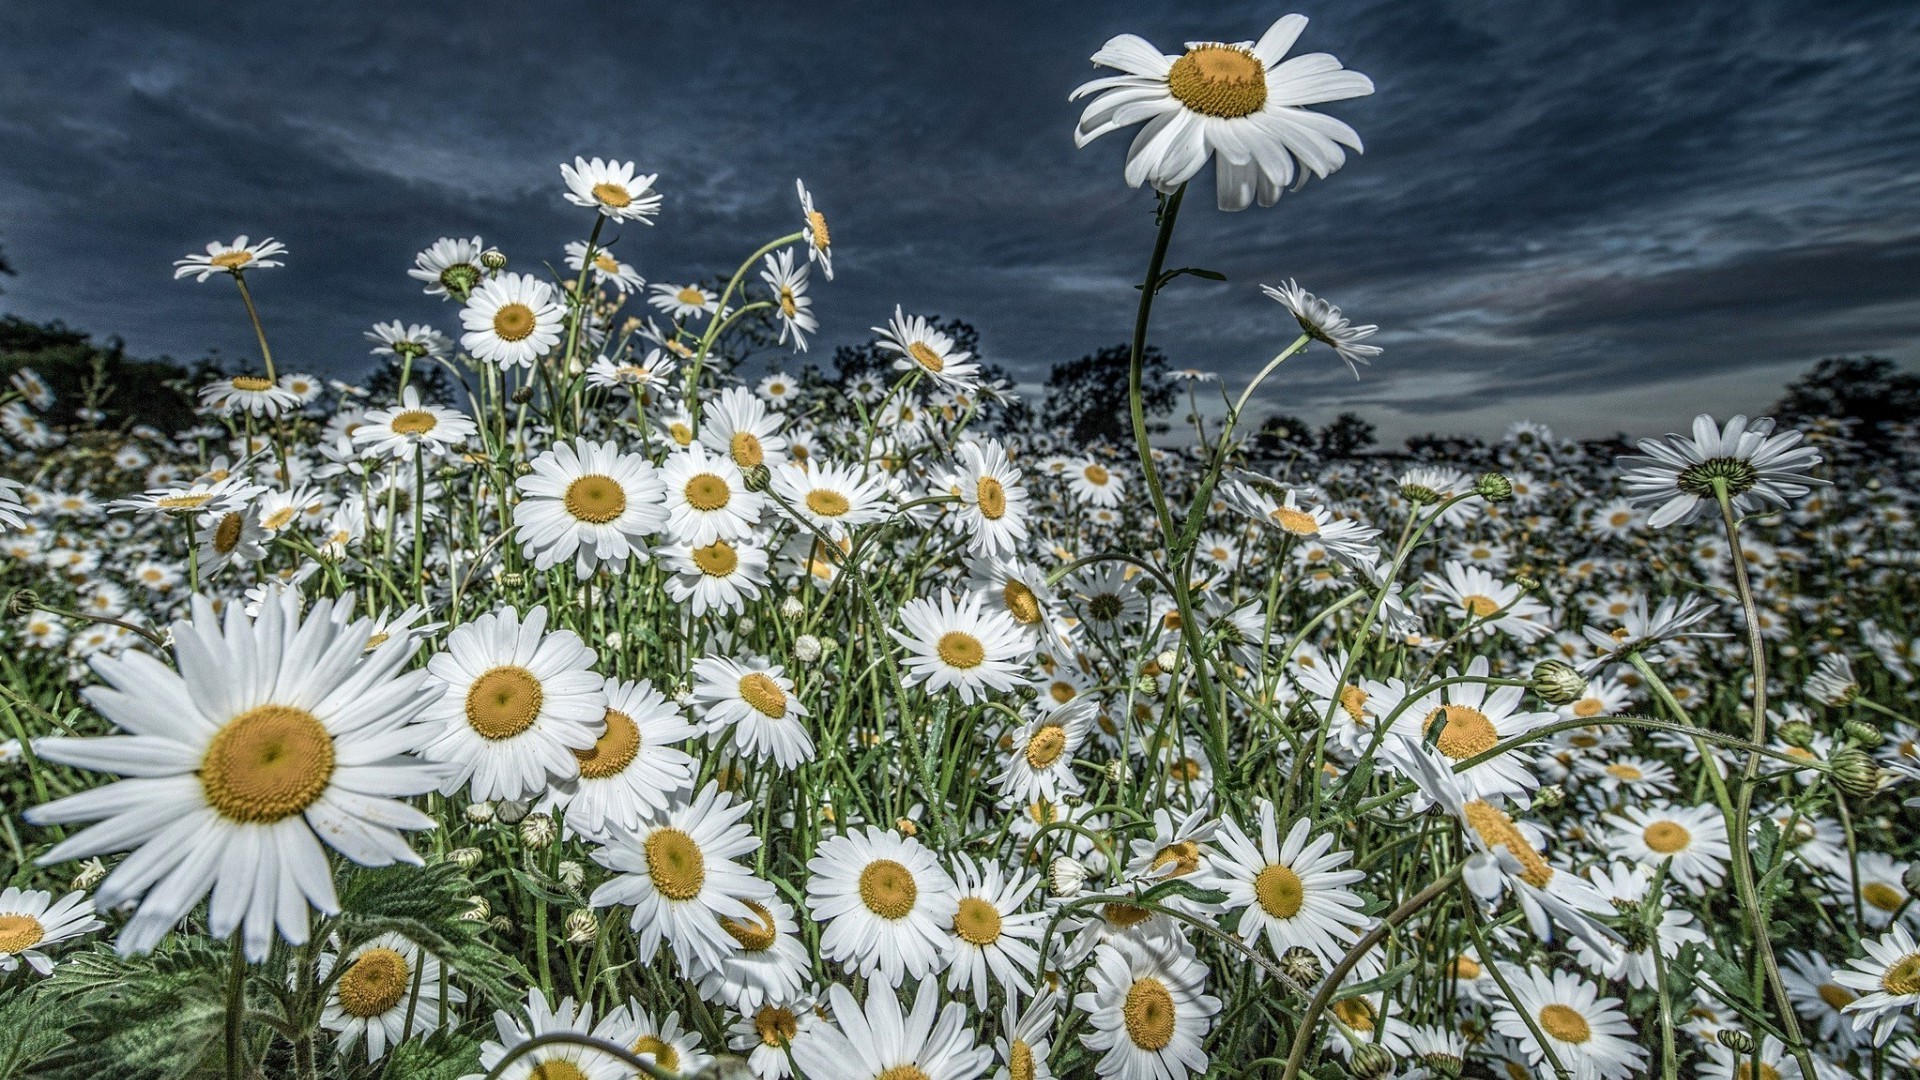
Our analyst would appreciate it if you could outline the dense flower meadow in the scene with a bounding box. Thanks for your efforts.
[2,12,1919,1080]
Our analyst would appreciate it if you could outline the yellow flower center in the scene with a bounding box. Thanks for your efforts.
[528,1061,588,1080]
[212,511,246,554]
[1425,704,1498,759]
[692,540,740,577]
[738,673,788,718]
[778,288,798,319]
[645,827,706,900]
[1573,698,1604,718]
[729,432,764,468]
[629,1036,678,1072]
[200,705,336,823]
[1124,977,1177,1050]
[1865,882,1907,912]
[1254,864,1305,919]
[1331,997,1375,1032]
[1270,506,1319,536]
[669,421,694,446]
[676,286,706,306]
[335,947,410,1018]
[564,474,626,524]
[465,666,544,740]
[1642,820,1691,854]
[0,913,45,954]
[1104,902,1152,928]
[1338,684,1370,726]
[937,631,986,669]
[807,210,831,249]
[684,473,731,512]
[906,341,945,373]
[1083,464,1111,486]
[1537,1003,1591,1044]
[1604,763,1643,781]
[1884,953,1920,995]
[1816,983,1857,1010]
[754,1005,798,1047]
[721,899,779,952]
[591,182,632,208]
[1462,800,1554,887]
[492,303,536,342]
[231,375,275,393]
[1462,594,1501,618]
[573,709,641,779]
[877,1068,930,1080]
[389,410,439,436]
[806,489,851,517]
[1009,1039,1034,1080]
[261,507,296,531]
[1003,581,1041,625]
[210,250,256,269]
[953,896,1003,945]
[1450,955,1482,980]
[1152,840,1201,878]
[859,859,918,919]
[157,493,214,510]
[1025,724,1068,769]
[1737,1065,1782,1080]
[976,476,1007,519]
[1166,44,1268,118]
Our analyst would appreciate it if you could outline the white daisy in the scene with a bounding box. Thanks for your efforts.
[319,931,465,1062]
[796,179,833,279]
[806,825,959,985]
[660,537,771,617]
[1618,413,1828,529]
[760,248,817,351]
[943,852,1044,1010]
[991,698,1095,804]
[949,439,1029,557]
[469,989,636,1080]
[460,272,565,369]
[0,887,101,975]
[659,444,765,547]
[513,437,667,577]
[352,387,478,460]
[793,982,993,1080]
[585,349,677,396]
[173,235,287,281]
[546,678,697,841]
[892,592,1030,704]
[768,461,892,536]
[875,307,981,391]
[1262,279,1381,374]
[692,893,813,1011]
[650,282,719,320]
[1213,802,1369,965]
[365,321,451,361]
[690,656,815,770]
[199,373,301,418]
[1602,801,1730,895]
[612,1002,712,1078]
[700,385,789,470]
[564,240,645,294]
[1834,923,1920,1045]
[561,156,662,223]
[1490,967,1649,1080]
[1075,938,1220,1080]
[408,236,486,301]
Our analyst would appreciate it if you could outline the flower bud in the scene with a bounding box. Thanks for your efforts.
[1049,856,1088,898]
[1716,1029,1754,1054]
[1474,472,1514,502]
[1533,784,1565,809]
[557,860,586,889]
[1104,759,1126,785]
[511,385,535,405]
[460,896,490,921]
[447,847,483,868]
[480,248,508,272]
[565,909,598,945]
[1828,747,1882,799]
[494,799,530,825]
[737,616,757,635]
[1777,720,1817,749]
[1278,946,1323,989]
[70,857,107,891]
[519,812,557,849]
[780,596,806,620]
[742,464,772,492]
[1348,1043,1395,1079]
[894,817,919,837]
[1154,648,1180,673]
[1135,674,1160,696]
[488,915,515,933]
[794,634,822,663]
[1842,719,1883,749]
[7,589,40,618]
[1530,659,1587,705]
[604,630,624,650]
[465,801,496,824]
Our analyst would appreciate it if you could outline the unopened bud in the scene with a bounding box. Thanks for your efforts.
[1530,659,1587,705]
[70,857,107,891]
[447,846,483,868]
[794,634,822,663]
[557,860,585,889]
[460,896,490,921]
[7,590,39,618]
[564,909,598,945]
[511,385,534,405]
[519,812,557,849]
[1135,674,1159,696]
[1828,747,1882,799]
[1778,720,1817,749]
[604,630,624,650]
[465,801,496,824]
[1049,856,1088,898]
[499,572,525,589]
[1842,719,1883,749]
[1278,946,1324,989]
[1154,648,1180,673]
[488,915,514,933]
[1474,472,1514,502]
[741,464,772,492]
[1104,759,1126,784]
[780,596,806,620]
[1534,784,1565,809]
[1716,1029,1754,1055]
[737,615,757,635]
[1348,1043,1395,1079]
[480,248,508,272]
[894,818,919,837]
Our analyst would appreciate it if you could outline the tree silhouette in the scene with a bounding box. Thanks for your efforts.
[1773,356,1920,453]
[1317,412,1377,457]
[1041,344,1177,444]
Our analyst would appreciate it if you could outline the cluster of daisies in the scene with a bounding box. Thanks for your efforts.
[4,11,1920,1080]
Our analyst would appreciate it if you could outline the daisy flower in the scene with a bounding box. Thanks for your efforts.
[756,371,799,407]
[769,461,892,535]
[470,989,636,1080]
[319,932,465,1062]
[110,473,262,517]
[950,439,1029,557]
[408,235,486,300]
[564,240,645,294]
[365,321,450,361]
[727,996,818,1080]
[659,444,764,547]
[692,894,813,1011]
[460,272,565,369]
[1075,938,1220,1080]
[1065,457,1126,507]
[806,825,959,985]
[1578,594,1729,675]
[1383,656,1550,805]
[1262,280,1381,374]
[547,678,697,840]
[690,656,815,769]
[1782,950,1867,1051]
[1419,562,1553,642]
[1602,801,1730,895]
[700,385,789,470]
[875,307,981,390]
[418,604,607,803]
[0,477,26,532]
[1835,923,1920,1045]
[1070,15,1374,210]
[0,887,101,975]
[1699,1033,1804,1080]
[660,537,771,616]
[173,235,287,281]
[796,179,833,279]
[1568,861,1707,991]
[199,373,301,418]
[969,556,1071,648]
[1618,413,1828,529]
[352,386,479,460]
[892,592,1031,704]
[585,349,677,395]
[994,993,1059,1080]
[612,1002,712,1078]
[26,591,442,959]
[650,282,719,320]
[1213,802,1369,965]
[760,248,817,351]
[793,982,993,1080]
[513,437,667,577]
[589,782,772,972]
[943,852,1045,1010]
[991,698,1095,804]
[560,156,661,222]
[1489,967,1648,1080]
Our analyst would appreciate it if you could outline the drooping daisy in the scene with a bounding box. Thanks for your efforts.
[892,592,1031,704]
[875,306,981,391]
[1834,924,1920,1045]
[547,678,697,841]
[768,461,892,535]
[1262,280,1381,374]
[793,982,993,1080]
[806,825,959,985]
[589,781,772,972]
[1070,15,1374,210]
[460,272,565,369]
[1213,802,1369,965]
[513,437,667,577]
[564,240,645,294]
[796,179,833,280]
[173,235,287,281]
[659,444,765,547]
[1602,801,1731,895]
[1782,949,1867,1050]
[352,386,479,460]
[693,893,813,1011]
[418,604,608,802]
[365,321,451,362]
[0,887,101,975]
[1419,562,1553,642]
[561,156,662,223]
[318,932,465,1062]
[408,235,487,300]
[660,536,771,617]
[469,989,636,1080]
[26,591,443,959]
[650,282,719,320]
[1491,967,1649,1080]
[950,439,1029,557]
[690,656,815,769]
[944,852,1045,1010]
[760,248,817,351]
[1618,413,1828,529]
[969,556,1072,649]
[1075,938,1220,1080]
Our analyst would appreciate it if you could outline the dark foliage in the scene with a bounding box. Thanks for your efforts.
[1042,343,1177,444]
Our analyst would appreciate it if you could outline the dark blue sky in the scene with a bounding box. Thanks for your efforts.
[2,0,1916,441]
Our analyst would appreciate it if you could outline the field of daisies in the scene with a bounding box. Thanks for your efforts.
[3,13,1919,1080]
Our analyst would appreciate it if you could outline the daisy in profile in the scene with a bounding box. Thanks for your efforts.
[1834,923,1920,1044]
[1602,801,1730,895]
[1569,862,1707,991]
[26,591,442,959]
[589,782,771,972]
[690,656,815,769]
[460,272,564,369]
[769,461,891,535]
[796,179,833,279]
[612,1002,713,1078]
[892,592,1030,704]
[365,321,450,362]
[318,932,464,1062]
[650,282,718,320]
[1213,802,1369,965]
[1070,15,1373,210]
[950,439,1028,556]
[700,385,789,470]
[875,307,981,390]
[992,698,1095,803]
[693,894,812,1011]
[513,437,667,577]
[660,444,764,546]
[1618,413,1827,529]
[806,825,959,985]
[418,604,607,803]
[994,993,1059,1080]
[1578,594,1729,674]
[1262,280,1381,374]
[944,852,1044,1009]
[1699,1033,1804,1080]
[761,248,817,351]
[548,678,697,840]
[585,348,677,395]
[0,887,101,975]
[793,982,992,1080]
[173,235,287,281]
[352,386,478,460]
[472,989,636,1080]
[659,537,771,616]
[564,240,645,294]
[561,156,662,223]
[200,373,301,418]
[408,235,486,300]
[1492,968,1648,1079]
[1075,938,1220,1080]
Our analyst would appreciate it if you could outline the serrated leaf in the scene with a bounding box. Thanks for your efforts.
[377,1030,481,1080]
[0,985,71,1078]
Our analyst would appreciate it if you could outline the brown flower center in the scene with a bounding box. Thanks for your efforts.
[1270,506,1319,535]
[0,914,45,954]
[1462,800,1553,887]
[738,673,788,718]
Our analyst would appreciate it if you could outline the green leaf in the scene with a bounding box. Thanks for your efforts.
[35,941,230,1080]
[377,1030,481,1080]
[334,861,527,1010]
[0,984,71,1079]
